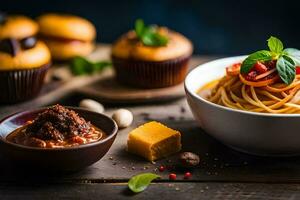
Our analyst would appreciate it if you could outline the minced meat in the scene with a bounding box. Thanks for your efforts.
[25,104,91,141]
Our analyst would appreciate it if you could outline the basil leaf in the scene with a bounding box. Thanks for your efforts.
[283,48,300,66]
[135,19,144,38]
[70,56,93,75]
[240,50,272,73]
[142,32,168,46]
[267,36,283,53]
[276,55,296,85]
[134,19,169,47]
[70,56,112,76]
[94,61,112,71]
[128,173,160,193]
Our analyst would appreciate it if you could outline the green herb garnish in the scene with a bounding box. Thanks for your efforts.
[128,173,160,193]
[134,19,169,47]
[241,36,300,85]
[70,56,112,76]
[240,50,273,74]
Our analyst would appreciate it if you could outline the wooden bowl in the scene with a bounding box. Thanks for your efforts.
[0,107,118,171]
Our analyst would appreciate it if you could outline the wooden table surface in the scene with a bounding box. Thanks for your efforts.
[1,47,300,199]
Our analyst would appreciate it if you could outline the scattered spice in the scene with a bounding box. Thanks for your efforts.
[180,107,186,113]
[109,156,113,160]
[143,117,151,121]
[184,172,192,179]
[131,166,136,170]
[179,152,200,167]
[169,173,177,180]
[166,165,175,171]
[139,112,151,121]
[168,116,175,121]
[139,113,150,117]
[175,187,180,191]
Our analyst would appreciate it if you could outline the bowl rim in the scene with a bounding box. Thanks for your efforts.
[0,106,118,151]
[184,55,300,118]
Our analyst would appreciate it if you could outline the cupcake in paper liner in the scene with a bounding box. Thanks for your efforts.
[0,15,51,103]
[111,20,193,88]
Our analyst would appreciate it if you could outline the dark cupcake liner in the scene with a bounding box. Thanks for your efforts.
[112,55,191,88]
[0,63,51,104]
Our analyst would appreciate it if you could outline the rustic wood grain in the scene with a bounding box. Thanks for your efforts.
[1,45,300,199]
[1,182,300,200]
[2,98,300,185]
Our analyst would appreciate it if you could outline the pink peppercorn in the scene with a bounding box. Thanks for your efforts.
[159,165,165,172]
[169,173,177,180]
[184,172,192,179]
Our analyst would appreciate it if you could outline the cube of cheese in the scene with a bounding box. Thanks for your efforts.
[127,121,182,161]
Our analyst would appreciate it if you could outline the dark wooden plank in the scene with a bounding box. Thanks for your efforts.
[1,52,300,184]
[1,182,300,200]
[2,98,300,184]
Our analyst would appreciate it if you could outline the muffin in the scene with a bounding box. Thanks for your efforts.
[37,13,96,61]
[0,14,51,103]
[0,15,38,39]
[111,23,193,88]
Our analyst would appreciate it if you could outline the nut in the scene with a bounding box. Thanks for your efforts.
[179,152,200,167]
[112,109,133,128]
[79,99,104,113]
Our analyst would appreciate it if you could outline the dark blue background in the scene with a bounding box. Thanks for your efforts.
[2,0,300,55]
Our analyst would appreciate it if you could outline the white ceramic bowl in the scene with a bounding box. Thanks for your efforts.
[185,56,300,156]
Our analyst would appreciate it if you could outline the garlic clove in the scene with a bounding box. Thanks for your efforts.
[79,99,105,114]
[112,109,133,129]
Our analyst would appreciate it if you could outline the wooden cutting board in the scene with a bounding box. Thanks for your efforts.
[71,45,216,103]
[0,44,217,115]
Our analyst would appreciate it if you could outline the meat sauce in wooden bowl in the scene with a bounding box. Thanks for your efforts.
[6,105,107,148]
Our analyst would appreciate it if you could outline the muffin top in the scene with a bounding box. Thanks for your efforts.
[111,30,193,61]
[0,15,38,40]
[0,39,51,71]
[37,13,96,41]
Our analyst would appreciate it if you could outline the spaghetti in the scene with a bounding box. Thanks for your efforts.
[200,62,300,114]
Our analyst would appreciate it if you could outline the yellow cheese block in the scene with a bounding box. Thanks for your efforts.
[127,121,182,161]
